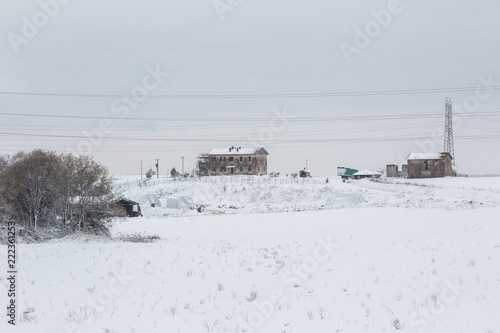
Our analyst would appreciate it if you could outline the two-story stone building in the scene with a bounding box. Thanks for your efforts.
[202,147,269,176]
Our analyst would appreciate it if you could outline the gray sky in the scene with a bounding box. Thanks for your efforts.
[1,0,499,175]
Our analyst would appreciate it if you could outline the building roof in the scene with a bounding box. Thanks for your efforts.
[353,169,382,176]
[208,147,268,155]
[407,152,451,160]
[114,197,140,205]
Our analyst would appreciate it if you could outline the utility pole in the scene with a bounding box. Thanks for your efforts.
[181,157,185,174]
[155,159,160,178]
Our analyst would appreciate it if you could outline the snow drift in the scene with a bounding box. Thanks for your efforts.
[325,192,366,206]
[166,196,196,209]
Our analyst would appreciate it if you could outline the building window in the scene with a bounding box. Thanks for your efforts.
[212,157,216,162]
[264,166,266,171]
[248,166,252,172]
[213,167,216,172]
[220,167,226,172]
[240,156,243,162]
[220,157,226,162]
[258,156,260,162]
[248,156,252,162]
[229,156,234,162]
[240,166,243,172]
[258,166,260,171]
[421,160,430,171]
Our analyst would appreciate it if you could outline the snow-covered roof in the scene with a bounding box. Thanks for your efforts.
[208,147,267,155]
[353,169,381,176]
[407,152,449,160]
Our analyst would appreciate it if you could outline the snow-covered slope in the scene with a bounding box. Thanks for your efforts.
[113,176,500,218]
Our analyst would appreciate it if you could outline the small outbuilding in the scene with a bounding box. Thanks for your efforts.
[352,170,382,180]
[386,164,408,178]
[407,152,453,178]
[299,169,311,178]
[114,198,142,217]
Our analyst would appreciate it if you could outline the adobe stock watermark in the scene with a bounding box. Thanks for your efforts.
[340,0,408,64]
[213,0,244,22]
[61,266,135,333]
[239,107,295,149]
[405,278,467,333]
[394,74,498,167]
[66,65,169,156]
[7,0,73,53]
[236,235,340,332]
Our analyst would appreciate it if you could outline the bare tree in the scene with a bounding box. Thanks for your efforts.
[72,155,114,233]
[0,150,120,237]
[197,153,210,176]
[3,150,59,230]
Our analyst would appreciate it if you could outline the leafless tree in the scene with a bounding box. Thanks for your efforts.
[2,150,59,230]
[0,150,121,237]
[197,153,210,176]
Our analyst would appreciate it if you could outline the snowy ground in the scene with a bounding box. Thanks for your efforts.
[1,176,500,333]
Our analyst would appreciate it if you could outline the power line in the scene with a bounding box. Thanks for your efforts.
[1,86,500,99]
[1,26,499,55]
[0,131,499,144]
[1,111,500,122]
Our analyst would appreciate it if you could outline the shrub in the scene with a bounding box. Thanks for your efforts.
[0,150,121,239]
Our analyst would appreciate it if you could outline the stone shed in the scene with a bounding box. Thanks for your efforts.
[407,152,453,178]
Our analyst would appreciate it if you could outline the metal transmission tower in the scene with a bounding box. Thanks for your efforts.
[444,97,455,164]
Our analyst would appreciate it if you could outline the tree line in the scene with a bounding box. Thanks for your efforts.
[0,150,123,239]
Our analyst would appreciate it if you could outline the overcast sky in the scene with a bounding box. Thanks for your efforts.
[1,0,499,176]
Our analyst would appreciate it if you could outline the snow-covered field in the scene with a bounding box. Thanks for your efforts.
[1,176,500,333]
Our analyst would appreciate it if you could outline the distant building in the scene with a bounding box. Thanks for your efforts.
[114,198,142,217]
[299,168,311,177]
[337,167,358,178]
[386,164,408,178]
[407,152,453,178]
[352,170,382,180]
[202,146,269,176]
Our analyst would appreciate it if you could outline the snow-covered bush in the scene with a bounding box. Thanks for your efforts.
[0,150,122,240]
[145,168,156,179]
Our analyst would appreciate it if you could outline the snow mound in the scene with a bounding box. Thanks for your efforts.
[138,194,162,207]
[325,193,366,206]
[166,196,196,209]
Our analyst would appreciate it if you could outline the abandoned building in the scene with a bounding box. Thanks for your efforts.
[200,147,269,176]
[407,152,453,178]
[386,164,408,178]
[299,168,311,178]
[114,198,142,217]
